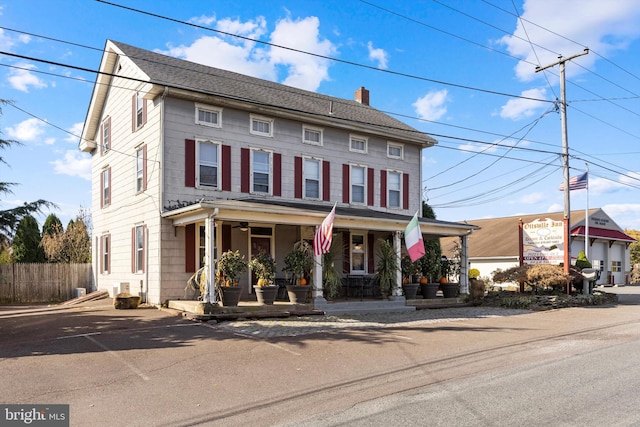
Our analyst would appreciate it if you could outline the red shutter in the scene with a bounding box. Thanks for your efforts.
[142,145,147,191]
[342,231,350,274]
[380,170,387,208]
[342,164,350,203]
[403,173,409,210]
[367,167,374,206]
[185,139,195,187]
[131,94,136,133]
[294,156,302,199]
[222,145,231,191]
[368,233,375,274]
[142,98,147,127]
[323,160,330,201]
[185,224,196,273]
[222,224,232,252]
[241,148,250,193]
[273,153,281,196]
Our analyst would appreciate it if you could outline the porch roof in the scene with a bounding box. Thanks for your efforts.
[162,198,478,237]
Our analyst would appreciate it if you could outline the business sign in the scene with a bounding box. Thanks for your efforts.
[522,218,564,264]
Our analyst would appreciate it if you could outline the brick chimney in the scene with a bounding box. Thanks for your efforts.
[354,86,370,106]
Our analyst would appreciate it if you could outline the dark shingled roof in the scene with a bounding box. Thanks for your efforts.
[111,40,434,145]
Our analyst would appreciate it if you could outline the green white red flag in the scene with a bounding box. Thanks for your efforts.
[404,212,425,262]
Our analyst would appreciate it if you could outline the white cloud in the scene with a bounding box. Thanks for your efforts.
[5,117,46,142]
[66,122,84,143]
[413,89,449,121]
[367,41,388,69]
[601,203,640,230]
[7,63,47,92]
[499,87,547,120]
[500,0,640,82]
[189,14,216,26]
[51,150,91,181]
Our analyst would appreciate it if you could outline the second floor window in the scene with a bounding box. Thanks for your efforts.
[250,115,273,137]
[304,158,321,199]
[351,165,365,204]
[388,171,401,208]
[198,141,219,188]
[136,145,146,193]
[135,93,145,129]
[252,150,271,194]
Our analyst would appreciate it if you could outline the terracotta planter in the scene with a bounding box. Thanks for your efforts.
[254,285,278,305]
[402,283,420,300]
[441,282,459,299]
[220,286,242,307]
[420,282,440,299]
[286,284,309,304]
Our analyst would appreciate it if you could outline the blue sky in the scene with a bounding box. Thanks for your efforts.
[1,0,640,232]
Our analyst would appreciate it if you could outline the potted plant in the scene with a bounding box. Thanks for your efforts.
[322,245,342,300]
[468,268,485,302]
[249,251,278,305]
[375,238,397,299]
[283,241,313,303]
[216,249,247,306]
[418,239,441,299]
[401,255,420,299]
[440,242,461,299]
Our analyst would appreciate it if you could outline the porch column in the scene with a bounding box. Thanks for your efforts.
[392,231,403,298]
[313,225,327,305]
[205,215,217,303]
[460,234,469,295]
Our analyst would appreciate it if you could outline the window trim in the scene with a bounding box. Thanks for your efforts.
[302,125,323,146]
[303,156,322,200]
[350,164,366,205]
[101,234,110,274]
[133,224,146,274]
[135,145,146,193]
[349,134,368,154]
[135,92,144,129]
[250,114,274,137]
[387,170,402,208]
[251,148,273,195]
[195,103,222,128]
[387,142,404,159]
[101,167,111,208]
[196,139,221,189]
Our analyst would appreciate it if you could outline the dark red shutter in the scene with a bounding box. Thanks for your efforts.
[294,156,302,199]
[380,170,387,208]
[342,231,350,274]
[142,145,147,191]
[222,145,231,191]
[185,139,195,187]
[222,224,232,252]
[403,173,409,210]
[322,160,330,201]
[368,233,375,274]
[273,153,281,196]
[342,164,350,203]
[142,98,147,127]
[367,167,374,206]
[241,148,250,193]
[185,224,196,273]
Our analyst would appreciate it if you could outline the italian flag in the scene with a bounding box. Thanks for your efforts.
[404,212,425,262]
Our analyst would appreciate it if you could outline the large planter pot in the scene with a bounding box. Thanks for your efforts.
[286,284,309,304]
[402,283,420,300]
[420,282,440,299]
[441,282,460,299]
[254,285,278,305]
[220,286,242,307]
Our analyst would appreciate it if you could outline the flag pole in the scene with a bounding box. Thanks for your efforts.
[585,163,589,260]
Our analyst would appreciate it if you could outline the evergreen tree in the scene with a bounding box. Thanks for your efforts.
[65,217,91,263]
[12,215,45,262]
[42,214,63,236]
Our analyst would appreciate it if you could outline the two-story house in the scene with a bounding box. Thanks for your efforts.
[80,40,476,306]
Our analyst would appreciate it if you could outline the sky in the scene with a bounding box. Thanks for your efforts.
[1,0,640,233]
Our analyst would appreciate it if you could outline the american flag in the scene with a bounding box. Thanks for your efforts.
[313,203,336,256]
[558,172,588,191]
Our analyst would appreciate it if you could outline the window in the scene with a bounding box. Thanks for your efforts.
[351,234,365,273]
[350,135,367,153]
[250,115,273,137]
[388,171,402,208]
[195,104,222,127]
[304,158,321,199]
[303,125,323,145]
[387,142,403,159]
[134,225,145,273]
[101,117,110,154]
[136,145,146,193]
[252,149,271,193]
[135,93,145,129]
[101,234,110,274]
[350,165,365,204]
[198,140,220,188]
[611,261,621,272]
[101,168,110,207]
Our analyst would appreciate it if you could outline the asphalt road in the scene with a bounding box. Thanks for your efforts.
[1,286,639,426]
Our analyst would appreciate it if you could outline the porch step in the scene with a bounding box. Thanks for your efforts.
[314,300,416,316]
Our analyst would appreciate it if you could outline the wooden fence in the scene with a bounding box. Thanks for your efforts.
[0,263,93,304]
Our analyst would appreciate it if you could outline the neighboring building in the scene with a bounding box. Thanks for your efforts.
[442,208,636,286]
[79,40,475,305]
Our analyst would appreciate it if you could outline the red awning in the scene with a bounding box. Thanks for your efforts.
[571,226,636,242]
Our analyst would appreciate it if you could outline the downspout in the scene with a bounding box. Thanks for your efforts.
[154,86,168,305]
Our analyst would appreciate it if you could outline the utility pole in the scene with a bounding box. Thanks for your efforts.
[535,48,588,288]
